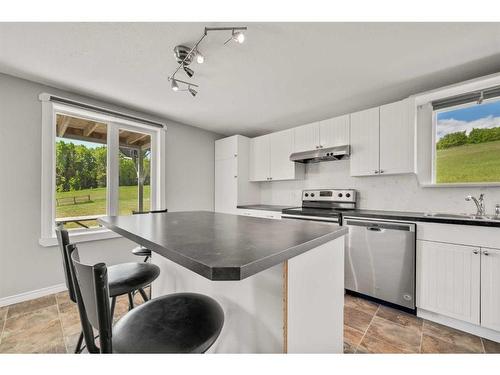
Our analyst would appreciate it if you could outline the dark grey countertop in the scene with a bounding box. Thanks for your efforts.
[98,211,347,281]
[237,204,296,212]
[342,209,500,228]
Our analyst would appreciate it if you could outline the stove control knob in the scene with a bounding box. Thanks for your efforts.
[338,193,343,198]
[304,193,309,197]
[346,193,351,198]
[311,193,315,197]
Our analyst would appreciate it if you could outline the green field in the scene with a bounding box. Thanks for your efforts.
[436,140,500,183]
[56,185,150,229]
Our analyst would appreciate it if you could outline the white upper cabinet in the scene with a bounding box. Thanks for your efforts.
[249,135,270,182]
[319,114,350,148]
[270,129,296,181]
[250,131,304,182]
[379,99,413,175]
[350,99,414,177]
[481,247,500,331]
[293,122,320,152]
[349,107,380,176]
[215,135,237,160]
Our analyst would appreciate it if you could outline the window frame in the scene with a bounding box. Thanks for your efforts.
[414,72,500,188]
[39,96,166,246]
[431,96,500,185]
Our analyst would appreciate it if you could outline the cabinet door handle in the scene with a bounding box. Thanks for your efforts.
[374,170,379,174]
[380,170,384,174]
[483,250,490,256]
[234,154,237,157]
[473,249,479,255]
[234,175,237,178]
[319,145,323,148]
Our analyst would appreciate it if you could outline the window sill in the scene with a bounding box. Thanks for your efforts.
[419,182,500,188]
[39,229,121,247]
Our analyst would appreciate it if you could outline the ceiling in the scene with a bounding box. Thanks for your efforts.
[1,23,500,137]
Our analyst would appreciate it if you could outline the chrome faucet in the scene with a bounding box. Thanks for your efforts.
[465,194,486,216]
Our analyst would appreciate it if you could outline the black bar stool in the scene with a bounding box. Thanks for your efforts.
[131,209,168,262]
[68,244,224,353]
[55,225,161,353]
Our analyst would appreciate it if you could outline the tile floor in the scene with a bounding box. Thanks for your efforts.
[0,291,499,353]
[343,294,500,353]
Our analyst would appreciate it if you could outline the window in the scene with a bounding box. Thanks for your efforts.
[433,95,500,184]
[40,95,165,245]
[55,115,108,229]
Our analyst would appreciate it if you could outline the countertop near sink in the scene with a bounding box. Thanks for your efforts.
[237,204,297,212]
[343,209,500,228]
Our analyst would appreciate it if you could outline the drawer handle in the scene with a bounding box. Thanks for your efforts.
[367,227,381,232]
[473,249,479,255]
[483,250,490,256]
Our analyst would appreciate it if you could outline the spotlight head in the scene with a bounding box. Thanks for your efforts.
[234,31,245,44]
[183,65,194,78]
[196,51,205,64]
[188,86,198,97]
[171,78,179,91]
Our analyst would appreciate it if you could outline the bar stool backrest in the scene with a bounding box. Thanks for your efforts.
[68,244,113,353]
[55,225,77,303]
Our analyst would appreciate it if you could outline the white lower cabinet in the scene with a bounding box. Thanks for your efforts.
[417,240,480,324]
[417,237,500,334]
[481,247,500,331]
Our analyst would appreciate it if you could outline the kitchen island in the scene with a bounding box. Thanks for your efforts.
[99,211,346,353]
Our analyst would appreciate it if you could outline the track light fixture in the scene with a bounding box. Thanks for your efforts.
[195,50,205,64]
[224,29,246,45]
[183,65,194,78]
[169,77,199,93]
[188,86,198,97]
[168,26,247,97]
[171,79,179,91]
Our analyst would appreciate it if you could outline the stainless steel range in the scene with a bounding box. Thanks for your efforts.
[282,189,416,312]
[281,189,357,224]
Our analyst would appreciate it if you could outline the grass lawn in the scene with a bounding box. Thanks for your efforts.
[56,185,150,229]
[436,140,500,183]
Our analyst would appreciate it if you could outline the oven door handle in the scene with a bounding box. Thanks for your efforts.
[281,214,339,223]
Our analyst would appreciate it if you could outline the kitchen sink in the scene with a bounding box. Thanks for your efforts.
[424,212,500,221]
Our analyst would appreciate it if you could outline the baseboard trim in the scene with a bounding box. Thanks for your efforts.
[0,284,67,307]
[418,308,500,343]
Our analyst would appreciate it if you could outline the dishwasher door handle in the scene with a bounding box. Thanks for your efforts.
[344,217,415,232]
[367,227,382,232]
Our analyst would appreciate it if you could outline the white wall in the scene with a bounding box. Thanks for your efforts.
[0,73,220,300]
[259,161,500,214]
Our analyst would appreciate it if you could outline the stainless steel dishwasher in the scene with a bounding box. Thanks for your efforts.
[343,217,416,310]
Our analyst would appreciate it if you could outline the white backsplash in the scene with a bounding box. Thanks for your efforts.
[259,160,500,214]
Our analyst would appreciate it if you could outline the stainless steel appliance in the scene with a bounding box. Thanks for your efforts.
[289,145,350,164]
[281,189,357,224]
[282,189,416,312]
[343,217,416,310]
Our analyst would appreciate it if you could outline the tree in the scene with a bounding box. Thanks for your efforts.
[436,131,468,150]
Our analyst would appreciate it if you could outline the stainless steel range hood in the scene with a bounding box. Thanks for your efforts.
[289,145,350,164]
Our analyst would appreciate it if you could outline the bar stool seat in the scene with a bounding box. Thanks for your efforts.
[112,293,224,353]
[108,262,159,297]
[131,246,152,258]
